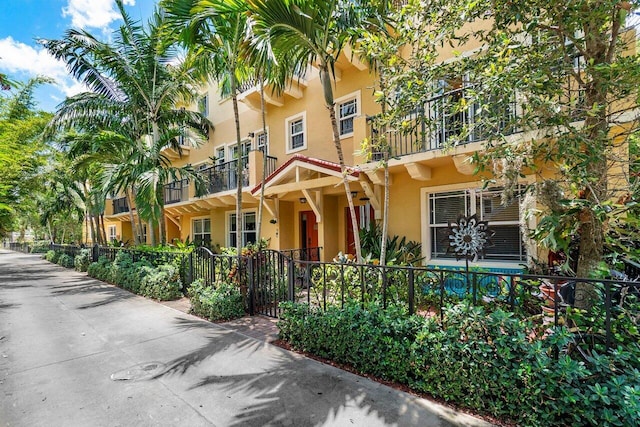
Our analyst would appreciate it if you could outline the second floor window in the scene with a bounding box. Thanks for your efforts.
[198,94,209,117]
[339,98,357,136]
[290,119,304,149]
[286,112,306,153]
[257,131,268,154]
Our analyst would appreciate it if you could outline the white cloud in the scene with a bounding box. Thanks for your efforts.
[0,37,86,97]
[62,0,135,31]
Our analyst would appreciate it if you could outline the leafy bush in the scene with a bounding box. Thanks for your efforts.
[87,256,113,282]
[189,279,245,321]
[44,250,57,262]
[74,249,92,272]
[139,264,182,301]
[278,301,640,426]
[30,241,51,254]
[57,253,74,268]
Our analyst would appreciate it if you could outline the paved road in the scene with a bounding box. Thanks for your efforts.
[0,250,492,427]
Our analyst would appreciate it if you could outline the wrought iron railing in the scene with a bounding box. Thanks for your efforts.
[164,179,189,204]
[265,155,277,177]
[369,86,518,159]
[196,159,249,196]
[112,197,129,214]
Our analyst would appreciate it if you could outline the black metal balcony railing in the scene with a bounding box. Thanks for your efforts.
[112,197,129,214]
[196,155,278,197]
[164,179,189,205]
[370,86,518,159]
[197,159,249,196]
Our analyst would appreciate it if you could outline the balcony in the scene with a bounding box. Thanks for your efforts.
[112,197,129,214]
[164,179,189,205]
[196,155,278,197]
[369,87,518,160]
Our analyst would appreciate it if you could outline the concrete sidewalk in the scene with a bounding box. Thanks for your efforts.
[0,249,493,427]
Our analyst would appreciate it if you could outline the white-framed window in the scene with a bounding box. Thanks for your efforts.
[228,211,257,248]
[198,94,209,117]
[425,187,525,262]
[285,112,307,153]
[108,225,117,243]
[256,129,268,154]
[192,217,211,247]
[215,146,226,165]
[335,91,360,138]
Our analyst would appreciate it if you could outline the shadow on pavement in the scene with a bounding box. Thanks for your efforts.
[152,318,435,427]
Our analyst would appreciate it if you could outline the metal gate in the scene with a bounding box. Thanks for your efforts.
[188,247,294,318]
[247,249,295,318]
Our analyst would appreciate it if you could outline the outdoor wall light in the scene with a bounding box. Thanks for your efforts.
[351,191,358,198]
[247,132,255,138]
[299,197,307,204]
[270,218,277,224]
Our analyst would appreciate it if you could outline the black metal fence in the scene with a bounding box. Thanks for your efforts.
[4,242,32,253]
[50,243,83,258]
[292,259,640,352]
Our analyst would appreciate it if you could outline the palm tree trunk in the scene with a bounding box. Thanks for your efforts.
[231,78,243,255]
[257,71,268,241]
[148,220,155,246]
[320,66,362,261]
[126,190,139,245]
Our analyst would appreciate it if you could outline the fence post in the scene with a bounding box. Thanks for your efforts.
[92,244,99,263]
[247,255,255,316]
[605,281,612,351]
[408,268,415,315]
[287,255,295,302]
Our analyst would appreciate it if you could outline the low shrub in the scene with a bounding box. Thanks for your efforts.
[278,301,640,427]
[139,264,182,301]
[44,250,57,262]
[189,279,245,321]
[87,256,113,282]
[74,249,92,272]
[57,253,74,268]
[30,241,51,254]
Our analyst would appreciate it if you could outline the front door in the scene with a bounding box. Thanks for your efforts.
[300,210,319,260]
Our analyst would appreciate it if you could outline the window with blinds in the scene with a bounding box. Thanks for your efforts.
[428,188,525,261]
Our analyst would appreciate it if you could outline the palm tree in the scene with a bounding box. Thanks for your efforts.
[42,0,209,245]
[163,0,258,254]
[248,0,389,261]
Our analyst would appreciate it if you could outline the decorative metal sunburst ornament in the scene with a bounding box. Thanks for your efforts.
[446,214,495,261]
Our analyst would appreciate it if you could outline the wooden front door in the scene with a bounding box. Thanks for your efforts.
[300,210,319,260]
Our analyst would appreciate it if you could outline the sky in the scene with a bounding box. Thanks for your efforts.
[0,0,156,112]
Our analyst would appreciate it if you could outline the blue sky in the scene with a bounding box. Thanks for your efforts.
[0,0,156,112]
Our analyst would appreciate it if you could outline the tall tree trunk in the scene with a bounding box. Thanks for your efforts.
[320,66,362,262]
[148,220,155,246]
[573,14,616,309]
[231,77,243,255]
[257,71,268,242]
[126,190,139,245]
[379,67,390,266]
[152,122,167,246]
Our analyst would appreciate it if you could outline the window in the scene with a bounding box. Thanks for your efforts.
[256,130,268,154]
[228,211,256,247]
[108,225,117,243]
[427,187,525,262]
[198,94,209,117]
[215,147,225,165]
[336,91,360,138]
[193,218,211,247]
[285,112,306,153]
[338,98,357,136]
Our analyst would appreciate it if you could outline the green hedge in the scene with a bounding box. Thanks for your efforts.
[57,253,75,268]
[188,279,245,321]
[278,301,640,427]
[74,249,92,272]
[86,253,182,301]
